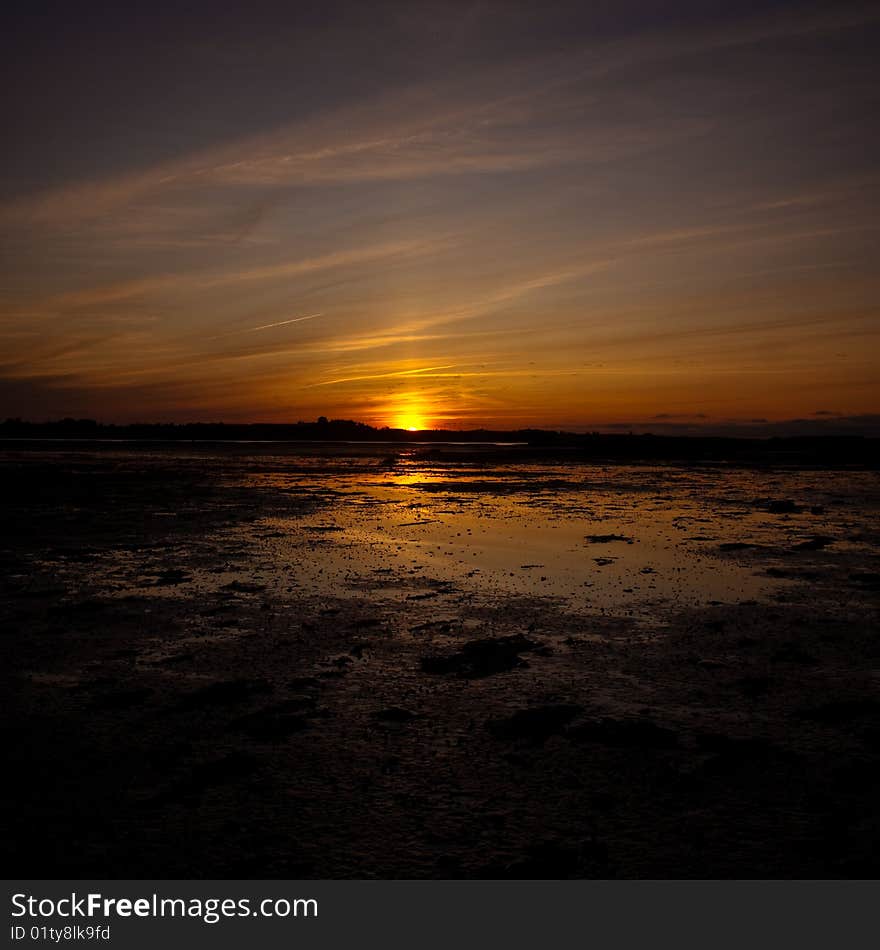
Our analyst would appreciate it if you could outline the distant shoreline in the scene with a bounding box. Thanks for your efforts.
[2,418,878,441]
[0,438,530,450]
[2,432,877,469]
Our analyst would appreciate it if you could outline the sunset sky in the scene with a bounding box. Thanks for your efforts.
[2,1,879,432]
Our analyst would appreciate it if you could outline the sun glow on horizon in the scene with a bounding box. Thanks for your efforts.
[389,400,430,432]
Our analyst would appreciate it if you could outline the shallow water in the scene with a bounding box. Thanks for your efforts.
[154,449,880,621]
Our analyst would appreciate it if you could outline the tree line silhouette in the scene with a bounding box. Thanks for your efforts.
[1,417,876,466]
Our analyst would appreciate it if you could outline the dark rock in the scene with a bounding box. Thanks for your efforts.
[179,678,272,708]
[765,499,803,514]
[421,634,540,678]
[353,617,384,629]
[487,704,583,744]
[766,567,792,578]
[221,580,266,594]
[409,620,453,636]
[374,707,417,723]
[153,569,190,586]
[792,536,833,551]
[568,717,678,749]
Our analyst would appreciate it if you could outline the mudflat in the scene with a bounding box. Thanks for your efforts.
[2,443,878,877]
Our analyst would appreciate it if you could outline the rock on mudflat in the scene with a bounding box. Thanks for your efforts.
[487,704,583,744]
[420,634,540,678]
[179,678,273,708]
[373,707,418,723]
[567,717,678,749]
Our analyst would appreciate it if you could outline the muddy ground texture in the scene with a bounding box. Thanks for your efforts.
[2,445,879,878]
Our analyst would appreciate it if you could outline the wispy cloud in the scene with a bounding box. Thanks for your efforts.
[312,364,459,387]
[4,2,876,232]
[212,312,323,338]
[39,238,445,312]
[239,313,322,334]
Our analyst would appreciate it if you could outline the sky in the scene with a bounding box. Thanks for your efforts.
[1,0,879,433]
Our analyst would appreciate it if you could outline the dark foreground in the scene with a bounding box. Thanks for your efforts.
[2,444,879,877]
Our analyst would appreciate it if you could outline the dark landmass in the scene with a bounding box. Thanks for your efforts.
[2,417,878,467]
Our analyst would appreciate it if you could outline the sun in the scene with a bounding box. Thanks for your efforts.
[391,406,429,432]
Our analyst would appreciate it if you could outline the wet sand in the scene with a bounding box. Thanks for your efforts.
[2,444,879,877]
